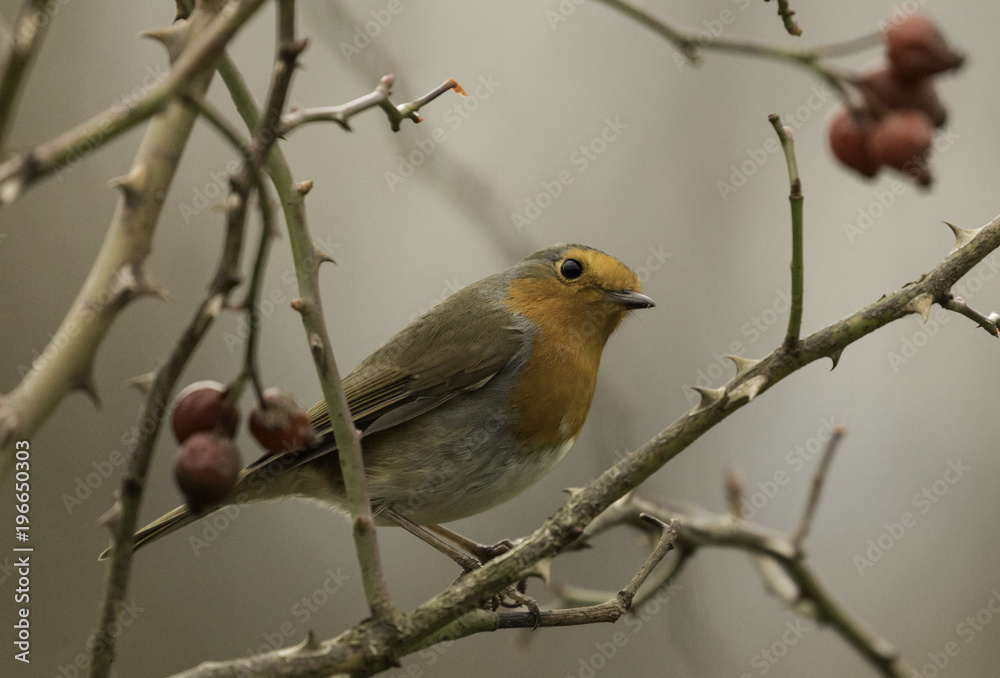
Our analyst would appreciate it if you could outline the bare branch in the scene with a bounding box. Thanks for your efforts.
[215,14,402,619]
[89,5,307,676]
[281,75,465,134]
[0,0,270,204]
[625,495,915,677]
[942,295,1000,336]
[768,115,805,350]
[792,426,846,547]
[594,0,859,101]
[0,0,57,150]
[770,0,803,36]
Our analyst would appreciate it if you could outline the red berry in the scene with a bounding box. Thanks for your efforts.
[860,67,948,127]
[174,432,241,512]
[171,380,239,444]
[885,14,964,81]
[869,110,935,185]
[828,107,881,178]
[249,388,313,455]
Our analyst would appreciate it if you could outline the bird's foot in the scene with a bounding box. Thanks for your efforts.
[492,582,541,628]
[467,538,516,564]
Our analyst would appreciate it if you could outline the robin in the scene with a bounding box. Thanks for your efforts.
[107,243,654,564]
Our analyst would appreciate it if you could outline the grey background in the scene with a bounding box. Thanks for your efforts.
[2,1,999,676]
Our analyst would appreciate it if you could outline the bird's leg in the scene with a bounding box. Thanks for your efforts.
[381,510,539,620]
[426,523,516,564]
[380,508,481,572]
[425,523,538,623]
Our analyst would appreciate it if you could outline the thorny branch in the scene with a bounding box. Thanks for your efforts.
[0,0,57,150]
[89,2,302,676]
[280,75,466,134]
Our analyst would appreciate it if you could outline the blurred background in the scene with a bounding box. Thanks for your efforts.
[2,1,999,676]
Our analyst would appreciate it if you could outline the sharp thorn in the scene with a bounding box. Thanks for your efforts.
[690,386,725,414]
[828,348,845,371]
[292,630,322,654]
[724,354,759,378]
[0,177,23,205]
[99,498,123,536]
[904,293,934,322]
[77,370,102,408]
[108,163,148,201]
[725,375,768,406]
[314,243,336,266]
[139,22,191,64]
[944,221,982,253]
[124,372,156,395]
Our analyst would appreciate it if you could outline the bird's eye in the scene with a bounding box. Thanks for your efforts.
[560,258,583,280]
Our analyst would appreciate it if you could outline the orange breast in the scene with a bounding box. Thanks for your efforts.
[505,276,616,450]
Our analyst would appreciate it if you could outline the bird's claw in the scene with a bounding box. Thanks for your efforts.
[469,538,516,564]
[499,585,541,628]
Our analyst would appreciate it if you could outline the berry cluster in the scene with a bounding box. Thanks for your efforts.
[170,381,312,511]
[828,14,964,185]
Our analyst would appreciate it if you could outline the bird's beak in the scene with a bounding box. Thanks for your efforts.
[605,289,656,309]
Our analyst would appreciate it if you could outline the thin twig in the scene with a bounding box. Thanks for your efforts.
[792,426,846,548]
[623,516,680,604]
[594,0,860,102]
[0,0,56,151]
[227,14,307,405]
[812,31,884,58]
[177,95,271,405]
[278,0,393,621]
[622,495,915,678]
[551,514,688,611]
[771,0,803,36]
[89,6,301,676]
[91,202,246,678]
[216,6,398,620]
[769,115,805,350]
[280,76,465,134]
[942,295,1000,337]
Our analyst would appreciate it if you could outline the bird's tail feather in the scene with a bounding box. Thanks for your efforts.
[97,445,336,561]
[98,504,195,561]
